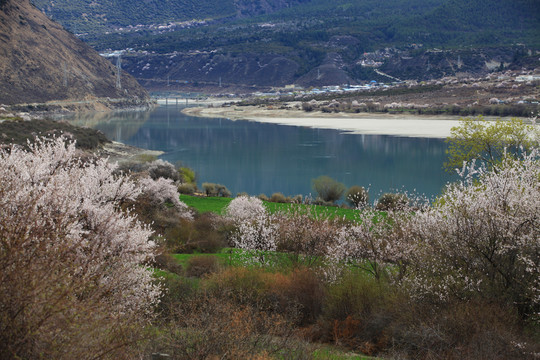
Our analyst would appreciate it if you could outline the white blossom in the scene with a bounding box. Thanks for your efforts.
[0,137,162,358]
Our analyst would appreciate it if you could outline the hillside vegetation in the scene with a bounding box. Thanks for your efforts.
[28,0,540,88]
[31,0,312,33]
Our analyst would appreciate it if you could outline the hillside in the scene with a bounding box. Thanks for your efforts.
[0,0,148,105]
[28,0,540,90]
[31,0,312,34]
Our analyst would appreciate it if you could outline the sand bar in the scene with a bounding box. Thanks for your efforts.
[182,105,478,138]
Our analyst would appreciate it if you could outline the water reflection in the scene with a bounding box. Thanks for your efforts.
[64,105,455,200]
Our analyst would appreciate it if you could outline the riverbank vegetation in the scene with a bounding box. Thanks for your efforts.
[1,117,539,359]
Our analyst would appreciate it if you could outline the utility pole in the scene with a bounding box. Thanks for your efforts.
[116,55,122,89]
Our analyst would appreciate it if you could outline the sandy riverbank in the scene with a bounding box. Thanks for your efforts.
[182,105,473,138]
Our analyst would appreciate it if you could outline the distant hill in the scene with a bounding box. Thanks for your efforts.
[27,0,540,89]
[0,0,148,105]
[31,0,313,33]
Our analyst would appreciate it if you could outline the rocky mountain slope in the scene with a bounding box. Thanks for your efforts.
[0,0,148,105]
[26,0,540,91]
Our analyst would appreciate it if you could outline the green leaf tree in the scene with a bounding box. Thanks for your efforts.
[444,116,539,172]
[312,175,346,204]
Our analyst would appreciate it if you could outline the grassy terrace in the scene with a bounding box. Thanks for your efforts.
[180,194,361,220]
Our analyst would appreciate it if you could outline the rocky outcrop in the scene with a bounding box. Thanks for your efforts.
[0,0,148,105]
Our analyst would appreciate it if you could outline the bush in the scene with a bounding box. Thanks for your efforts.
[226,195,266,222]
[270,268,325,325]
[217,184,232,198]
[302,102,314,112]
[202,182,231,197]
[270,192,287,203]
[321,271,397,353]
[179,166,196,184]
[186,255,219,278]
[177,182,197,195]
[204,267,323,325]
[375,192,408,211]
[202,182,218,196]
[388,300,534,360]
[276,209,337,268]
[312,175,346,204]
[154,254,183,276]
[292,194,303,204]
[147,159,180,181]
[148,295,310,359]
[258,193,269,201]
[345,185,369,208]
[164,212,226,253]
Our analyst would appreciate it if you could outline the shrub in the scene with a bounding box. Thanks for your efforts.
[321,271,397,353]
[312,175,346,204]
[138,176,191,215]
[292,194,303,203]
[388,300,534,360]
[202,182,218,196]
[179,166,196,184]
[229,213,280,266]
[345,185,369,208]
[154,254,183,276]
[202,182,231,197]
[217,184,232,198]
[164,212,226,254]
[204,267,323,325]
[0,137,160,359]
[375,192,408,211]
[276,209,337,268]
[177,182,197,195]
[328,206,415,281]
[270,268,326,325]
[149,295,309,359]
[226,196,266,221]
[147,159,180,181]
[270,192,287,203]
[186,255,220,278]
[302,102,314,112]
[258,193,269,201]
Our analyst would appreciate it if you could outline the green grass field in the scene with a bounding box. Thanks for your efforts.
[180,194,361,221]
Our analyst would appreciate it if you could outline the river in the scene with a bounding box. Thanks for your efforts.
[64,104,456,201]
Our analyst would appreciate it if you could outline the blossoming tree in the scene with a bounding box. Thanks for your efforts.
[406,149,540,319]
[0,137,164,359]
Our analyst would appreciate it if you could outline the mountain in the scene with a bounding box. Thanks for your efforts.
[26,0,540,90]
[0,0,148,105]
[31,0,313,34]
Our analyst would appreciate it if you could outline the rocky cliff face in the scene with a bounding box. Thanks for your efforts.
[0,0,148,105]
